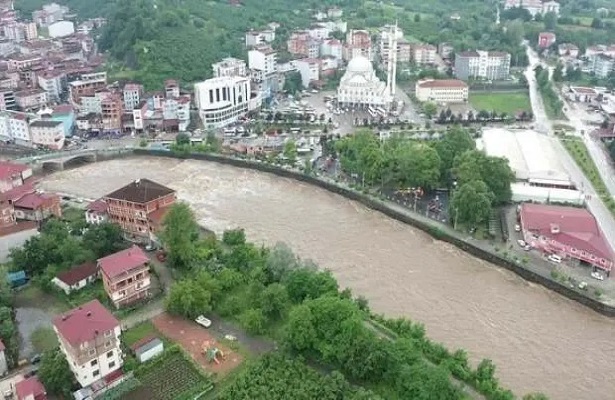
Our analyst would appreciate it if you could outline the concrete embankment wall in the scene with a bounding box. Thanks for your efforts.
[132,149,615,317]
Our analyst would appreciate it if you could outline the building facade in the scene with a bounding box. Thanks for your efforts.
[415,79,468,103]
[454,50,511,80]
[29,119,64,149]
[52,300,123,388]
[344,30,372,61]
[98,245,151,308]
[212,57,247,78]
[194,76,252,128]
[337,56,391,108]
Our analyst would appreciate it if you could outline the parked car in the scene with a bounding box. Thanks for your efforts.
[517,239,527,247]
[547,254,562,264]
[145,244,156,252]
[30,354,41,364]
[591,271,605,281]
[23,368,38,379]
[195,315,212,328]
[224,334,237,341]
[514,224,521,232]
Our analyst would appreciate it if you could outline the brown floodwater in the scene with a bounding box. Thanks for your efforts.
[40,157,615,399]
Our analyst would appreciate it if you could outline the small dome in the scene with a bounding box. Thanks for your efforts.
[346,56,373,75]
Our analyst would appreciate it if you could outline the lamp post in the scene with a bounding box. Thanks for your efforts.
[452,180,458,230]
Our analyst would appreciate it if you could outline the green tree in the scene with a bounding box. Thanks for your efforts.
[285,304,317,352]
[552,63,564,82]
[81,222,125,258]
[38,349,74,397]
[523,394,549,400]
[283,140,298,164]
[453,150,514,204]
[395,363,463,400]
[0,307,17,367]
[450,180,494,227]
[422,102,438,119]
[284,269,338,303]
[260,283,290,320]
[160,203,200,269]
[176,132,190,146]
[543,12,558,30]
[165,279,213,319]
[284,71,303,94]
[222,228,246,246]
[433,127,476,181]
[239,308,267,334]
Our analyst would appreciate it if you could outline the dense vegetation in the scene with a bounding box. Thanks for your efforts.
[0,267,18,369]
[161,204,548,399]
[333,128,515,227]
[38,348,75,398]
[534,65,564,119]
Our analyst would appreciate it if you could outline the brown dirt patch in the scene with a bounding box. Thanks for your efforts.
[152,312,242,377]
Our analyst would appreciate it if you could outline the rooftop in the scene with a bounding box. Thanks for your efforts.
[30,119,63,128]
[0,161,29,181]
[520,203,612,261]
[13,192,51,209]
[53,299,119,347]
[104,178,175,204]
[418,79,468,89]
[55,261,98,286]
[15,376,46,400]
[97,245,148,279]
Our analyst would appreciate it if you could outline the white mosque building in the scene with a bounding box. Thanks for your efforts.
[337,24,397,110]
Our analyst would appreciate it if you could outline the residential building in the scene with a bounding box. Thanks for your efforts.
[415,79,469,103]
[32,2,69,26]
[328,7,343,18]
[248,45,277,79]
[122,83,143,111]
[585,45,615,58]
[29,119,64,149]
[0,111,31,145]
[308,23,330,40]
[454,50,511,80]
[103,178,176,242]
[320,56,340,76]
[100,92,122,132]
[519,203,613,273]
[37,70,64,102]
[194,76,252,128]
[212,57,247,78]
[344,30,372,61]
[85,199,108,225]
[6,54,42,71]
[504,0,560,16]
[320,39,343,60]
[0,90,17,111]
[0,221,39,263]
[538,32,556,49]
[51,104,75,138]
[48,20,74,38]
[164,79,180,99]
[15,376,47,400]
[0,339,7,376]
[287,31,310,57]
[412,44,437,65]
[0,161,31,193]
[379,25,404,67]
[98,245,151,308]
[558,43,579,58]
[15,89,48,110]
[397,39,412,64]
[589,54,614,78]
[13,191,62,221]
[293,59,320,88]
[68,72,107,105]
[175,96,191,131]
[52,299,122,388]
[51,261,98,295]
[245,29,275,47]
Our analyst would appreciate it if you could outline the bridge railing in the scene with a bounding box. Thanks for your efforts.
[16,147,135,163]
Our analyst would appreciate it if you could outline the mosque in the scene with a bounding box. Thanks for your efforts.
[337,24,397,110]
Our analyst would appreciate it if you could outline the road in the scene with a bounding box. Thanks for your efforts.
[525,44,615,249]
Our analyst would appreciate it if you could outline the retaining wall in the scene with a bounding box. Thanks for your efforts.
[134,149,615,317]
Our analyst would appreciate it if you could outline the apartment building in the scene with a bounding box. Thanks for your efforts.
[504,0,560,16]
[194,76,252,128]
[103,178,176,242]
[68,71,107,104]
[0,90,17,112]
[6,54,42,71]
[412,44,437,65]
[32,2,69,27]
[589,54,614,78]
[320,39,343,60]
[558,43,579,58]
[293,58,320,88]
[30,119,63,149]
[454,50,511,80]
[122,83,143,111]
[164,79,180,99]
[52,300,123,388]
[344,30,372,61]
[0,111,31,145]
[98,245,151,308]
[14,89,47,110]
[37,70,64,102]
[245,29,275,47]
[100,92,122,132]
[248,45,277,81]
[379,25,404,67]
[212,57,248,78]
[85,199,108,225]
[287,31,310,56]
[415,79,469,103]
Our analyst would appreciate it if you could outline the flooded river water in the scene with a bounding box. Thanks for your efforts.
[40,157,615,399]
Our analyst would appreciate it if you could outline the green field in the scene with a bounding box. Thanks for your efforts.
[123,322,158,347]
[469,92,532,115]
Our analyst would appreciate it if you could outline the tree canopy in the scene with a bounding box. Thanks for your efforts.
[38,349,75,397]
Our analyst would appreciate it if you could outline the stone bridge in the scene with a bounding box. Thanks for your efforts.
[15,147,135,171]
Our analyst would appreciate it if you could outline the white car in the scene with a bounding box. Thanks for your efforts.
[591,271,605,281]
[224,334,237,341]
[195,315,212,328]
[517,239,527,247]
[547,254,562,264]
[514,224,521,232]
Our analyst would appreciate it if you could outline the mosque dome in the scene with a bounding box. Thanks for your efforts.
[346,56,373,75]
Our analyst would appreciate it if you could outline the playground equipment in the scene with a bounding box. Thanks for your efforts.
[202,342,225,365]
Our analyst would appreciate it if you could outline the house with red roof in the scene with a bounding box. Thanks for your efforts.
[52,299,122,388]
[0,161,32,192]
[13,191,61,222]
[52,261,99,294]
[0,338,7,376]
[98,245,151,308]
[519,203,614,273]
[15,376,47,400]
[538,32,556,49]
[85,199,108,225]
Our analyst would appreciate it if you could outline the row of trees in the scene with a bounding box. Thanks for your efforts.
[534,66,564,119]
[160,205,547,399]
[0,267,18,369]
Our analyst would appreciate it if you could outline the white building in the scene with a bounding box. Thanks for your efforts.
[454,50,511,80]
[320,39,343,60]
[0,339,7,376]
[85,199,108,225]
[412,44,437,65]
[337,56,392,108]
[52,300,123,388]
[245,30,275,47]
[589,54,614,78]
[194,76,252,129]
[37,71,63,102]
[415,79,468,103]
[379,25,404,67]
[51,261,98,295]
[504,0,560,16]
[122,84,142,111]
[48,20,75,38]
[308,23,330,40]
[248,45,277,79]
[212,57,247,78]
[0,111,31,146]
[293,59,320,88]
[29,119,64,149]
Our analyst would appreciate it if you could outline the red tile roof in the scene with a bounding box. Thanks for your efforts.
[2,182,35,202]
[0,161,29,181]
[86,199,107,213]
[520,203,613,260]
[14,192,47,210]
[56,262,98,286]
[98,245,148,279]
[104,179,175,204]
[15,376,46,400]
[52,299,119,347]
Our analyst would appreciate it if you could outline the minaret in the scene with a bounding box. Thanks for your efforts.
[390,20,398,98]
[496,6,501,25]
[385,26,393,97]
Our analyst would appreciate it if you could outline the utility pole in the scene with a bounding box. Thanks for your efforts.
[454,207,459,231]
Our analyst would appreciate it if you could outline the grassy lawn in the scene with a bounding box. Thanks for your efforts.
[14,285,69,313]
[469,91,531,115]
[123,322,158,347]
[30,326,58,354]
[560,136,615,215]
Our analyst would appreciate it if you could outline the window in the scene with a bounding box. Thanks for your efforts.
[108,361,116,369]
[92,369,100,377]
[105,341,111,348]
[107,351,114,358]
[88,348,96,356]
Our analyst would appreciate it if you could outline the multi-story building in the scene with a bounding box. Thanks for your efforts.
[29,119,64,149]
[0,90,17,112]
[454,50,511,80]
[438,42,454,59]
[68,72,107,105]
[585,45,615,58]
[293,59,321,88]
[37,70,64,102]
[504,0,560,16]
[287,31,310,56]
[6,54,42,71]
[344,30,372,61]
[212,57,247,78]
[538,32,556,49]
[24,22,37,40]
[320,39,343,60]
[32,2,69,27]
[52,299,123,388]
[0,111,31,145]
[15,89,47,110]
[248,45,277,79]
[103,178,176,242]
[558,43,579,58]
[98,245,151,308]
[0,339,7,377]
[100,92,122,132]
[0,39,15,57]
[85,199,108,225]
[308,23,330,40]
[176,96,191,131]
[194,76,252,128]
[245,29,275,47]
[589,54,614,78]
[415,79,469,103]
[13,192,61,221]
[412,44,437,65]
[122,83,143,111]
[164,79,180,99]
[379,25,404,67]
